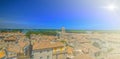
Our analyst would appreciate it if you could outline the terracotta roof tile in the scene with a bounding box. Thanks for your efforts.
[33,40,64,50]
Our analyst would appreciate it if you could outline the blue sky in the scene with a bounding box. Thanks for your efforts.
[0,0,120,30]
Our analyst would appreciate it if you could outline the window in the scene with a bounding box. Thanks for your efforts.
[40,57,43,59]
[47,50,49,52]
[47,56,49,59]
[40,51,42,53]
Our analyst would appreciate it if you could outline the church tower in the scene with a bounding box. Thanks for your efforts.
[61,27,65,34]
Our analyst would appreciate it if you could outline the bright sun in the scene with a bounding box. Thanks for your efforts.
[105,4,118,11]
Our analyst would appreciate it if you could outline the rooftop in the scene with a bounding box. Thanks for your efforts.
[33,40,64,50]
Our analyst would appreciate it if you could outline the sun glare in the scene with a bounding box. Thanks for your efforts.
[105,4,118,11]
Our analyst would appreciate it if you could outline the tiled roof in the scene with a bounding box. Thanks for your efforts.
[33,40,64,50]
[7,45,21,53]
[18,41,29,48]
[80,43,100,53]
[7,41,29,53]
[66,46,73,55]
[4,36,17,41]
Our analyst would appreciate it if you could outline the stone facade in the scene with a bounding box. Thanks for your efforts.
[32,49,53,59]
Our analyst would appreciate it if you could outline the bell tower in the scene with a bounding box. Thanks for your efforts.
[61,27,65,34]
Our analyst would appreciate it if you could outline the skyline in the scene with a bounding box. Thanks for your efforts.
[1,0,120,30]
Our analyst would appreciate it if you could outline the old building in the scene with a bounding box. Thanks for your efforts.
[32,40,66,59]
[4,36,17,43]
[52,42,66,59]
[0,49,5,59]
[5,40,29,59]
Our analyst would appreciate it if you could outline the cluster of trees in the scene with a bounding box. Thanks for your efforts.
[0,29,22,33]
[25,31,57,38]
